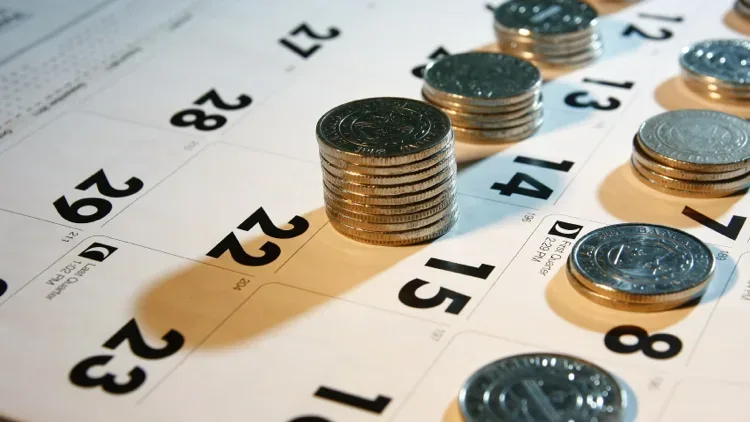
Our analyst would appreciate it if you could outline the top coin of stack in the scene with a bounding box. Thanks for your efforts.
[679,39,750,103]
[629,109,750,198]
[459,353,626,422]
[421,52,543,143]
[735,0,750,19]
[567,223,715,312]
[316,97,459,246]
[493,0,603,68]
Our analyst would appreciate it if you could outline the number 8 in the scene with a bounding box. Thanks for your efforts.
[604,325,682,360]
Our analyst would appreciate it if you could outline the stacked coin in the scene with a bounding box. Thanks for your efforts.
[567,223,715,312]
[316,97,458,246]
[459,353,626,421]
[630,109,750,198]
[679,39,750,103]
[493,0,603,68]
[421,52,543,143]
[736,0,750,19]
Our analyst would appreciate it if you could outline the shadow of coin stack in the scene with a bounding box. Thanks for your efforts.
[679,39,750,104]
[316,97,459,246]
[421,52,543,143]
[493,0,603,68]
[630,109,750,197]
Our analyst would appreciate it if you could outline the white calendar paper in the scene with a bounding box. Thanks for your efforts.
[1,0,750,421]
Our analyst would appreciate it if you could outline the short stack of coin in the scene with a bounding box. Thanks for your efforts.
[630,109,750,198]
[421,52,543,143]
[493,0,603,68]
[567,223,715,312]
[736,0,750,19]
[679,39,750,103]
[316,97,459,246]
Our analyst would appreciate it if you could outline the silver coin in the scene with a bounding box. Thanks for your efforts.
[679,39,750,88]
[438,101,544,129]
[494,27,601,50]
[422,88,541,114]
[569,223,714,303]
[637,109,750,171]
[631,136,750,181]
[453,116,543,143]
[680,68,750,94]
[494,0,598,38]
[423,52,541,106]
[316,97,452,165]
[459,353,625,422]
[499,42,603,66]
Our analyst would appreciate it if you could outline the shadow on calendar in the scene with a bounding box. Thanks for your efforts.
[132,193,539,350]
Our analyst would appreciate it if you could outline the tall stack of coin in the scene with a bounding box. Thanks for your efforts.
[679,39,750,103]
[629,109,750,198]
[316,97,458,246]
[735,0,750,19]
[567,223,715,312]
[421,52,543,143]
[493,0,603,68]
[459,353,626,421]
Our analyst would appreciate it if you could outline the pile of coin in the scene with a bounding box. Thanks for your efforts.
[421,52,543,143]
[630,109,750,198]
[459,353,626,421]
[679,39,750,103]
[567,223,715,312]
[493,0,603,68]
[736,0,750,19]
[316,97,459,246]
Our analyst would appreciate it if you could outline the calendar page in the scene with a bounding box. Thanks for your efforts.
[1,0,749,421]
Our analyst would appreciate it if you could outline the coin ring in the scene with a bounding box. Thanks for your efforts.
[319,140,454,176]
[631,164,745,198]
[323,183,456,215]
[446,105,544,130]
[325,193,454,223]
[494,27,601,49]
[497,38,604,58]
[328,208,458,246]
[631,158,750,192]
[422,81,539,108]
[321,151,455,185]
[323,174,456,206]
[680,77,750,102]
[422,89,541,114]
[326,200,457,232]
[453,118,543,143]
[321,162,456,196]
[680,67,750,93]
[632,138,749,181]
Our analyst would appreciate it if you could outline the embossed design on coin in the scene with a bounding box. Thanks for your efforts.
[679,39,750,86]
[637,110,750,169]
[316,97,451,161]
[570,223,714,303]
[423,52,541,103]
[494,0,598,36]
[459,353,625,422]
